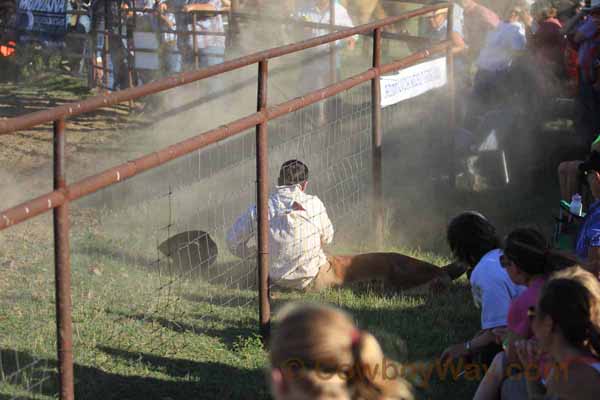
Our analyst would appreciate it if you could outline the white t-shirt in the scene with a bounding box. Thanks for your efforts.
[470,249,526,329]
[476,21,526,72]
[295,1,356,50]
[226,185,334,289]
[296,1,354,35]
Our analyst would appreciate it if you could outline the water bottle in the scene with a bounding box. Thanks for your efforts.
[570,194,583,217]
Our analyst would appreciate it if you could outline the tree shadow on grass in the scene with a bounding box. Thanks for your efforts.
[0,348,268,400]
[97,346,268,399]
[112,312,259,350]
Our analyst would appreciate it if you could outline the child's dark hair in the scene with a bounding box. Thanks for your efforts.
[278,160,309,186]
[538,267,600,357]
[503,228,576,276]
[447,211,500,267]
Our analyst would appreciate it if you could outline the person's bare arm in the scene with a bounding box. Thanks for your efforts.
[584,246,600,280]
[159,14,175,28]
[450,31,466,52]
[503,330,526,363]
[547,362,600,400]
[441,329,497,361]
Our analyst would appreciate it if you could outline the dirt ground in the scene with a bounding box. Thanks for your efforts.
[0,73,152,207]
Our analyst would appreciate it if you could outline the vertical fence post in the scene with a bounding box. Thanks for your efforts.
[192,13,199,69]
[229,0,240,49]
[371,28,384,248]
[53,118,74,400]
[329,0,336,84]
[89,25,96,89]
[126,17,135,108]
[102,0,110,91]
[446,1,456,186]
[256,60,270,342]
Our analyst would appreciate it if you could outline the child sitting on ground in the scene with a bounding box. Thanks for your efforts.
[473,228,575,400]
[441,212,526,366]
[512,267,600,399]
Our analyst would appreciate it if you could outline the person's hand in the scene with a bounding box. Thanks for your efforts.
[492,327,509,342]
[514,338,540,366]
[346,37,356,51]
[461,0,476,11]
[519,10,533,27]
[473,329,496,343]
[441,342,468,362]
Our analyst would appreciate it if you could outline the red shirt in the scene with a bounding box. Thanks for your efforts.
[532,18,565,68]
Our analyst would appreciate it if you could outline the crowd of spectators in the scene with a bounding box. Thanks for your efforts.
[4,2,600,397]
[224,4,600,398]
[0,0,231,88]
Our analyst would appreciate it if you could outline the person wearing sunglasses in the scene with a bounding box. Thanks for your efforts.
[473,228,576,400]
[511,267,600,399]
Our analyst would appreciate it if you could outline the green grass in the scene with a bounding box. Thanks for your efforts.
[0,161,563,400]
[0,213,484,400]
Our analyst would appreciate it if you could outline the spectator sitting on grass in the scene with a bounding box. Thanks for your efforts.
[226,159,457,292]
[269,303,415,400]
[473,228,576,400]
[511,266,600,399]
[440,212,526,366]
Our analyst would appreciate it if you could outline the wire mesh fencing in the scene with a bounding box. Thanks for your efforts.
[0,3,457,397]
[0,214,59,399]
[268,83,373,249]
[0,83,449,400]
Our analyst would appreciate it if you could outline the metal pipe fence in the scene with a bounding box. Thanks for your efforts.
[0,3,456,399]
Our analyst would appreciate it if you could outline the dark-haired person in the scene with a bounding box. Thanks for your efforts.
[226,160,454,291]
[441,212,526,365]
[473,228,576,400]
[513,267,600,399]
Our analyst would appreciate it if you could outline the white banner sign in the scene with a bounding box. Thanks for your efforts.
[380,57,447,107]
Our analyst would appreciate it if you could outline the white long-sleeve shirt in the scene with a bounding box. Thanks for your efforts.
[226,185,334,289]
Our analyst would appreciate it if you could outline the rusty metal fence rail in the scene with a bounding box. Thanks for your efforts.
[0,3,456,399]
